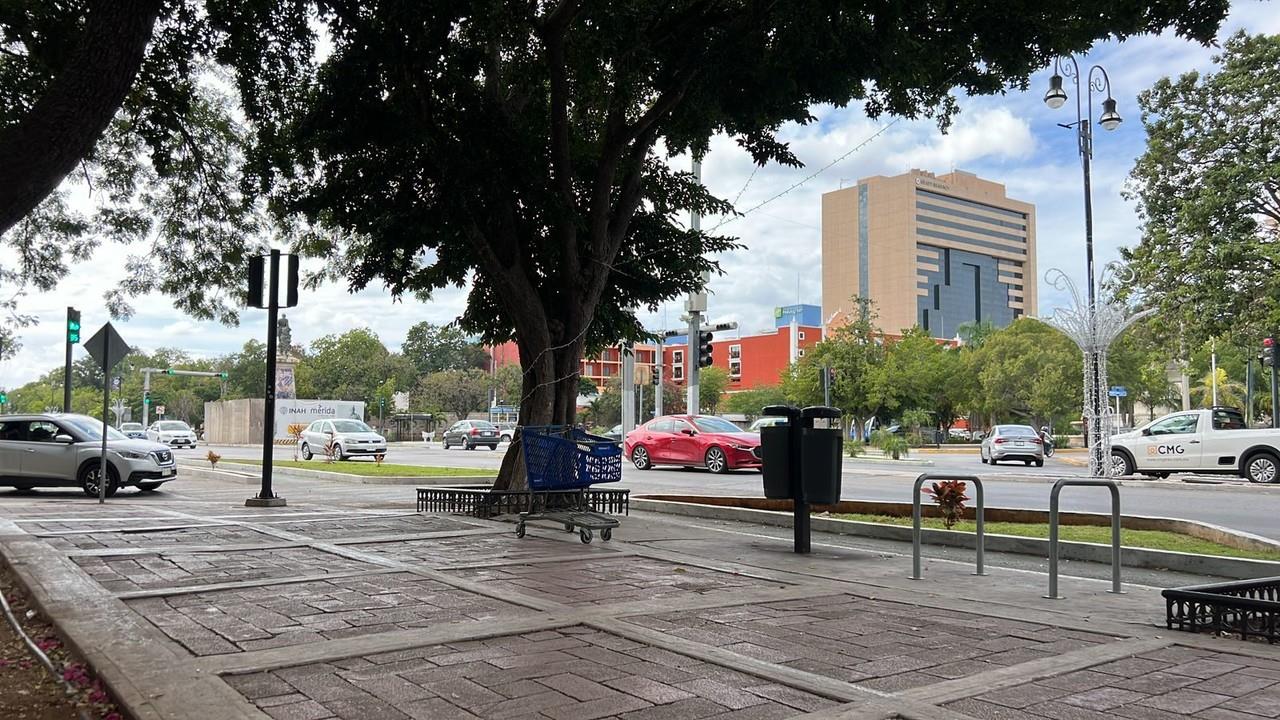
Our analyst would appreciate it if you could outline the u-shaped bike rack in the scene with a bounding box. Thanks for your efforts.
[1046,479,1123,599]
[912,473,985,579]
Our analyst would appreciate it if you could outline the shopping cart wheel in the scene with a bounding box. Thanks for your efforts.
[579,528,593,544]
[516,523,526,538]
[601,528,612,542]
[564,523,575,533]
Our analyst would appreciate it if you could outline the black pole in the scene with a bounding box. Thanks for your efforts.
[64,306,74,412]
[792,416,810,554]
[1271,335,1278,429]
[1079,119,1105,476]
[259,250,280,500]
[1246,357,1253,427]
[99,332,110,504]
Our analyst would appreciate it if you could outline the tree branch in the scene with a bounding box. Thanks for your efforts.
[0,0,163,236]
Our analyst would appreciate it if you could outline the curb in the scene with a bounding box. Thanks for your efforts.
[632,498,1280,580]
[846,456,935,467]
[180,461,495,486]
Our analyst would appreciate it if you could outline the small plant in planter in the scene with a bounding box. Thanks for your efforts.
[373,453,386,466]
[924,479,970,530]
[322,432,339,464]
[287,423,307,461]
[206,450,221,469]
[872,429,910,460]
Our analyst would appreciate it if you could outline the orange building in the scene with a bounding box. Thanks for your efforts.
[662,323,822,391]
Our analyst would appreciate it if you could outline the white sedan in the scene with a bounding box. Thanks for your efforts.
[299,419,387,461]
[146,420,198,448]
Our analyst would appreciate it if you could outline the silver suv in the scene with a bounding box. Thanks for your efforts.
[0,414,178,496]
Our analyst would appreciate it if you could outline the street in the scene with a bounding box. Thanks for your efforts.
[187,442,1280,541]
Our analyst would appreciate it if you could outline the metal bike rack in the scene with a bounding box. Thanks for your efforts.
[1046,479,1122,599]
[912,473,985,579]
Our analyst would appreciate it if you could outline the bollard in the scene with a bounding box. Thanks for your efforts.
[1046,479,1122,599]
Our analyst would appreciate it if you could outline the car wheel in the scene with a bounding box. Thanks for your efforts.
[705,446,728,474]
[1035,459,1044,468]
[488,444,497,450]
[12,484,34,492]
[137,483,161,492]
[78,464,120,498]
[442,439,450,449]
[1110,451,1134,478]
[301,443,313,460]
[631,446,652,470]
[1244,452,1279,484]
[1023,459,1031,466]
[333,444,345,461]
[465,440,475,450]
[501,434,511,443]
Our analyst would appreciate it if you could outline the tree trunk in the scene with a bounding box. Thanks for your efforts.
[0,0,163,236]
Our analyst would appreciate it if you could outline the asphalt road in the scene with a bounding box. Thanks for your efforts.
[189,442,1280,541]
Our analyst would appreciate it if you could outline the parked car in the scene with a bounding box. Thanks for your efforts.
[299,419,387,461]
[624,415,761,473]
[604,424,624,441]
[442,419,500,450]
[146,420,198,448]
[0,414,177,496]
[1111,407,1280,483]
[495,422,518,443]
[119,422,147,440]
[980,424,1044,467]
[747,416,787,433]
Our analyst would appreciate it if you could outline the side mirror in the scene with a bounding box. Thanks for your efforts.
[1140,428,1151,436]
[54,434,75,444]
[681,428,696,436]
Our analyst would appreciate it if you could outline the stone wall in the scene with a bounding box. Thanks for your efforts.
[204,399,264,445]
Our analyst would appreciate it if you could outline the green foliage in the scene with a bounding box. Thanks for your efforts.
[1124,32,1280,343]
[578,377,600,397]
[699,366,730,414]
[295,329,413,412]
[872,429,909,460]
[401,322,488,374]
[968,318,1081,427]
[785,299,887,438]
[722,386,788,420]
[413,369,491,421]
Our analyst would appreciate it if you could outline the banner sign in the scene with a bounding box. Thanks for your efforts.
[274,399,366,439]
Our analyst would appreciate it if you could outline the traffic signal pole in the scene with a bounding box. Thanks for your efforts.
[64,307,80,412]
[1272,335,1278,429]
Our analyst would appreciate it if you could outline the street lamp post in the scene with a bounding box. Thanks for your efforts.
[1045,55,1123,477]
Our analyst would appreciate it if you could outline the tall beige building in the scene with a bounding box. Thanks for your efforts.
[821,169,1036,339]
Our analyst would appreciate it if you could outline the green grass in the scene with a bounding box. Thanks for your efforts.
[222,459,490,477]
[833,512,1280,562]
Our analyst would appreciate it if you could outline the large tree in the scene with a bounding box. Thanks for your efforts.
[212,0,1226,489]
[1124,32,1280,342]
[401,322,490,374]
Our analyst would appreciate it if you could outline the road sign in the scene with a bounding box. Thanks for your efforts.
[84,323,129,371]
[1108,386,1127,398]
[156,404,166,415]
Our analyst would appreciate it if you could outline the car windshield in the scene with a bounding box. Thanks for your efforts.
[332,420,372,433]
[63,416,127,441]
[1000,425,1038,437]
[157,421,191,431]
[692,416,741,433]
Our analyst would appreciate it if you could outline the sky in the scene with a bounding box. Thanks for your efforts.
[2,2,1278,389]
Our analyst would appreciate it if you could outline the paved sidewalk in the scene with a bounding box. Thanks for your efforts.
[1,474,1279,720]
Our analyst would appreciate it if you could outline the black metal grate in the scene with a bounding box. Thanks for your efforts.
[416,486,629,519]
[1163,577,1280,644]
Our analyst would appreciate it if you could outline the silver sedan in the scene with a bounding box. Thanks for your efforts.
[979,424,1045,467]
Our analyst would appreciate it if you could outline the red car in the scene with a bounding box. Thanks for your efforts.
[624,415,761,473]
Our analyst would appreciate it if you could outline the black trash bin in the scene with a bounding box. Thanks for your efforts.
[800,406,843,504]
[760,406,800,500]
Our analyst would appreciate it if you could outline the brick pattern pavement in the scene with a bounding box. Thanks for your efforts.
[19,518,180,533]
[448,557,780,607]
[74,547,378,592]
[349,534,616,567]
[228,625,838,720]
[129,571,532,656]
[627,594,1106,693]
[265,515,481,539]
[44,524,277,550]
[944,645,1280,719]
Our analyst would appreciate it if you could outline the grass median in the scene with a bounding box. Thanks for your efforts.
[833,512,1280,562]
[221,459,490,478]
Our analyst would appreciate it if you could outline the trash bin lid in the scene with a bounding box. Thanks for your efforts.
[761,405,802,420]
[801,406,841,420]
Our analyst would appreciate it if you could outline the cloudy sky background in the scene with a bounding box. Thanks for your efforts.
[3,2,1278,389]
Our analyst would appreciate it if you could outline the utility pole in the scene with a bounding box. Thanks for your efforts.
[654,364,663,419]
[621,345,635,436]
[1272,335,1279,429]
[686,157,705,416]
[1246,357,1253,426]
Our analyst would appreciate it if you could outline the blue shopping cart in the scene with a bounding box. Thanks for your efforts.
[516,425,622,543]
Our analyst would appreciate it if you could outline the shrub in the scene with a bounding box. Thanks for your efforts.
[1053,434,1071,449]
[846,442,863,458]
[206,450,221,469]
[923,479,969,530]
[323,432,339,464]
[872,429,909,460]
[287,424,306,461]
[374,453,386,466]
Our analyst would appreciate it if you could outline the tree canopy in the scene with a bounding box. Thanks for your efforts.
[1124,32,1280,342]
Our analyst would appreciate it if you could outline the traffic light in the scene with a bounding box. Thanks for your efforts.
[1264,337,1276,367]
[0,391,7,405]
[165,368,176,375]
[651,367,660,385]
[143,391,151,405]
[219,372,229,380]
[697,332,714,368]
[66,308,81,343]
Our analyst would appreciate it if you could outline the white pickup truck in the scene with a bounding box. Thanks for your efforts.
[1110,407,1280,483]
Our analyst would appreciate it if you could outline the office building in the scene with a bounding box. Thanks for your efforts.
[821,169,1036,339]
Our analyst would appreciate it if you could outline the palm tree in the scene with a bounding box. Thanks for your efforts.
[1191,368,1244,409]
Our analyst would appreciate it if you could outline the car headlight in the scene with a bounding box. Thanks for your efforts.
[118,450,150,460]
[729,444,754,451]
